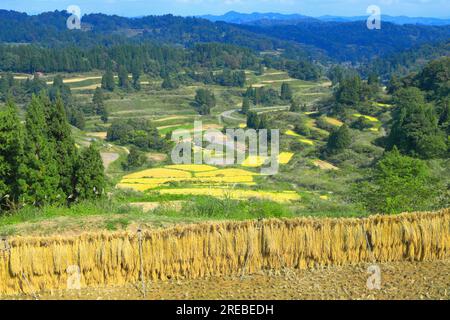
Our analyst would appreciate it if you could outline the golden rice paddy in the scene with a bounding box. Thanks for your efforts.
[118,165,259,190]
[156,188,300,202]
[353,114,380,122]
[241,156,268,167]
[285,130,301,137]
[324,117,344,127]
[118,162,299,199]
[299,139,315,146]
[278,152,294,164]
[165,164,218,172]
[123,168,192,179]
[285,130,315,146]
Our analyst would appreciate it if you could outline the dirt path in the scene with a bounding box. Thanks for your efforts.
[101,152,120,170]
[6,260,449,300]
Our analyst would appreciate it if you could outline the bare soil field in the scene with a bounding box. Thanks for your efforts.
[5,260,449,300]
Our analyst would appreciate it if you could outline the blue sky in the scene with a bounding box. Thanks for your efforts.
[0,0,449,18]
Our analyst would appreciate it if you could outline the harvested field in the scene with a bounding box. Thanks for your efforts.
[324,117,343,127]
[100,153,119,170]
[313,160,339,171]
[5,260,449,300]
[87,132,107,140]
[0,209,448,296]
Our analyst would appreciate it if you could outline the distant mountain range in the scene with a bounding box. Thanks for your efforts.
[199,11,450,26]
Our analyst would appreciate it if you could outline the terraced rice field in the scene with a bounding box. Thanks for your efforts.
[278,152,294,164]
[353,114,380,122]
[155,188,300,202]
[324,117,343,127]
[117,163,300,201]
[285,130,316,146]
[118,165,259,190]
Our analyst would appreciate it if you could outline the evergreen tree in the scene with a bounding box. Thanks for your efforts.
[118,65,130,90]
[99,106,109,124]
[74,145,105,201]
[241,97,250,115]
[20,95,61,206]
[46,96,78,200]
[0,100,24,209]
[387,87,447,159]
[387,75,402,94]
[161,76,178,90]
[92,87,104,114]
[357,147,436,214]
[326,124,351,155]
[290,99,301,112]
[131,64,141,91]
[280,83,293,101]
[49,75,71,105]
[335,75,362,105]
[195,89,216,115]
[69,109,86,130]
[101,69,115,92]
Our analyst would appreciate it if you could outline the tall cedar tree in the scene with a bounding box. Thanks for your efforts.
[46,95,78,200]
[92,87,109,123]
[118,65,130,90]
[92,87,104,113]
[20,95,61,206]
[101,69,115,91]
[280,83,293,101]
[74,145,105,200]
[241,97,250,115]
[131,64,141,90]
[0,101,23,208]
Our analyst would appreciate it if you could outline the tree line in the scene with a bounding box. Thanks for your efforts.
[0,94,105,212]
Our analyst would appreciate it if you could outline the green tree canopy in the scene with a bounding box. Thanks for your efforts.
[387,87,447,159]
[357,148,437,214]
[74,145,105,201]
[326,124,351,155]
[0,100,23,208]
[20,95,61,206]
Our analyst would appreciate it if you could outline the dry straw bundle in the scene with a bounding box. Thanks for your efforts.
[0,209,449,295]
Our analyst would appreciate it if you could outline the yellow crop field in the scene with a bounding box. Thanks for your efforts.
[156,188,300,202]
[278,152,294,164]
[118,165,259,191]
[118,175,257,191]
[196,168,258,177]
[374,102,392,108]
[166,164,218,172]
[324,117,343,127]
[242,156,268,167]
[299,139,315,146]
[123,168,192,179]
[285,130,301,137]
[353,114,379,122]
